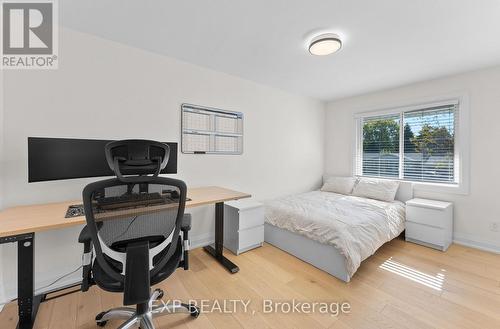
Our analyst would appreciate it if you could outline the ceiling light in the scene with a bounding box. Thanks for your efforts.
[308,33,342,56]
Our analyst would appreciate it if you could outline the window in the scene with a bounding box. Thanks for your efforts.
[403,106,456,183]
[360,114,400,178]
[355,101,459,185]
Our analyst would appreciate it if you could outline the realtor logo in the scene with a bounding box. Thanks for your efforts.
[1,0,58,69]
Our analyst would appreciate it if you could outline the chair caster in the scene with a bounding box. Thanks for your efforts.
[183,303,200,318]
[154,288,164,300]
[95,311,108,327]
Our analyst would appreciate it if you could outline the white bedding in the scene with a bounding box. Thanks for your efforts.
[264,191,405,277]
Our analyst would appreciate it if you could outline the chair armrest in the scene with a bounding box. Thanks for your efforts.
[78,225,91,243]
[181,213,192,231]
[78,226,93,292]
[180,214,191,270]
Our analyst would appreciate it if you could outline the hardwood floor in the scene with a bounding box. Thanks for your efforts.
[1,239,500,329]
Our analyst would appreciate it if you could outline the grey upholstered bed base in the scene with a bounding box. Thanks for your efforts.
[264,223,350,282]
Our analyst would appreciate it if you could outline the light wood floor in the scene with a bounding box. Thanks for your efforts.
[1,239,500,329]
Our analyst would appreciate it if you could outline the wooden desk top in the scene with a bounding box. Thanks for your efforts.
[0,186,251,238]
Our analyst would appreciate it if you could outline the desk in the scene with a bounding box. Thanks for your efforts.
[0,186,250,329]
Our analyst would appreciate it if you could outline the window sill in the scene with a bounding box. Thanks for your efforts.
[411,180,468,195]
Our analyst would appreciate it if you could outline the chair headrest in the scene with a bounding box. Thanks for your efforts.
[105,139,169,182]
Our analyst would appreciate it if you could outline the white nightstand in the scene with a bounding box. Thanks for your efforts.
[223,199,264,255]
[405,198,453,251]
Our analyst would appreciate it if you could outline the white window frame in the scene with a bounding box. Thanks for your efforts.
[352,93,470,195]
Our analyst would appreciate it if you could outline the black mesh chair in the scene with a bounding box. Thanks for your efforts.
[78,140,199,329]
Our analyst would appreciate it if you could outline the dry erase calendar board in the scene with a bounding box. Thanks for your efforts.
[181,103,243,154]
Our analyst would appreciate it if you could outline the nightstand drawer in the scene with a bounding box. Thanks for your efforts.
[239,207,265,230]
[238,225,264,250]
[406,205,448,228]
[406,222,449,249]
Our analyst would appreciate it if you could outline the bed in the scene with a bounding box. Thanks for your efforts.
[263,182,412,282]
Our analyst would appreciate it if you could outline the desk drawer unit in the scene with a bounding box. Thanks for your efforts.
[223,199,264,255]
[405,198,453,251]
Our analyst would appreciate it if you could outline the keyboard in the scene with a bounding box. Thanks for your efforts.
[65,204,85,218]
[97,192,166,210]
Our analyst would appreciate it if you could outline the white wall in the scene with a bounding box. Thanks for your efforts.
[0,28,325,302]
[0,70,4,210]
[0,69,5,310]
[325,66,500,252]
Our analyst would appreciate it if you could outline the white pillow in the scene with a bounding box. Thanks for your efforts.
[321,176,357,195]
[351,178,400,202]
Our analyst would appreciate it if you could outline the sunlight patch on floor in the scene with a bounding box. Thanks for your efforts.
[379,257,445,291]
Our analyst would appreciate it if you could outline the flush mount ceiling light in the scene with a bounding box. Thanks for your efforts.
[308,33,342,56]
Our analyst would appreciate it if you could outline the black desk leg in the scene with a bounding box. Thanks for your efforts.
[17,233,41,329]
[203,202,239,274]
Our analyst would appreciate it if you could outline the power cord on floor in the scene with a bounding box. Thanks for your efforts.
[0,265,83,307]
[0,299,14,307]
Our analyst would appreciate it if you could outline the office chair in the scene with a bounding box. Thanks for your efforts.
[78,140,199,329]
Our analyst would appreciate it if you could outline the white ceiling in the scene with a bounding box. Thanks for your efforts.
[61,0,500,101]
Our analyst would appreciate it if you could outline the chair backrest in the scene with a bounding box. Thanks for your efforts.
[83,177,187,283]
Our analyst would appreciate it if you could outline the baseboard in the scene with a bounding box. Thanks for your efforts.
[0,247,5,311]
[190,233,214,249]
[1,272,81,306]
[0,281,4,312]
[453,233,500,254]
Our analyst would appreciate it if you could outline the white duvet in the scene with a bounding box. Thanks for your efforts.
[264,191,405,277]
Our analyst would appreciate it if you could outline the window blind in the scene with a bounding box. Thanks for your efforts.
[403,104,457,183]
[359,114,400,179]
[355,101,458,185]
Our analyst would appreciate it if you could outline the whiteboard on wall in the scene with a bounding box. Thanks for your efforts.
[181,103,243,154]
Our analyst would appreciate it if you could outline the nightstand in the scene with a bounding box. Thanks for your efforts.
[405,198,453,251]
[223,199,264,255]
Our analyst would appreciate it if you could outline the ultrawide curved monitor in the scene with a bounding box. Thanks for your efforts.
[28,137,178,182]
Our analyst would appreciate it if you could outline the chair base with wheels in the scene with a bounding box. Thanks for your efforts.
[95,288,199,329]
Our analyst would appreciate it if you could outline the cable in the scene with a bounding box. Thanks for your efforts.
[0,298,15,307]
[112,216,139,241]
[0,265,83,307]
